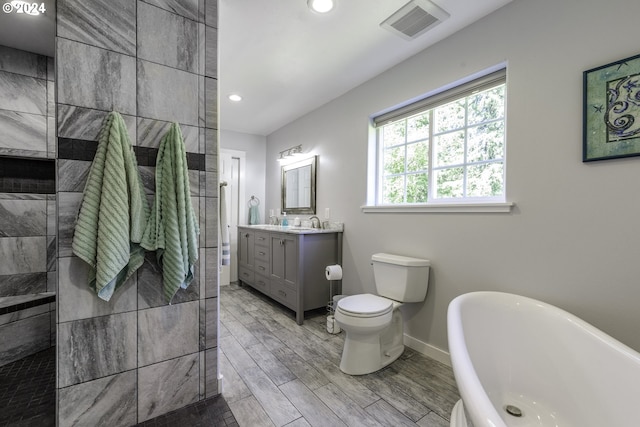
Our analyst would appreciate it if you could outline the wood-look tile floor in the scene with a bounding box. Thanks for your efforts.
[220,283,460,427]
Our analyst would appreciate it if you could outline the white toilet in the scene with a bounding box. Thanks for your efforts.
[334,253,430,375]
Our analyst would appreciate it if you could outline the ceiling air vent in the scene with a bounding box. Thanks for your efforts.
[381,0,450,40]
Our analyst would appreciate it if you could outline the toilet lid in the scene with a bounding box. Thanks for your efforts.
[337,294,393,317]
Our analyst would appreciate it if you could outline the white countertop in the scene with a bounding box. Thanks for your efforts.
[239,223,343,234]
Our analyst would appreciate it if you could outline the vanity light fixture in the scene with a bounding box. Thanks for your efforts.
[228,94,242,102]
[308,0,334,13]
[278,144,303,161]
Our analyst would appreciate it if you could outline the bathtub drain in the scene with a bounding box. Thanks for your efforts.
[505,405,523,417]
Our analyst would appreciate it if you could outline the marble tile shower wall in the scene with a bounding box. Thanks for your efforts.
[55,0,219,425]
[0,45,55,160]
[0,46,56,367]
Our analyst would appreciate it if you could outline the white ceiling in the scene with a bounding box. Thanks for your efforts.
[0,0,513,137]
[219,0,512,136]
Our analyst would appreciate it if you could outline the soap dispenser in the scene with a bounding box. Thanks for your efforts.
[281,212,288,227]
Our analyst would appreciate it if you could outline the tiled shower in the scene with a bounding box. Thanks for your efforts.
[0,46,56,367]
[1,0,220,425]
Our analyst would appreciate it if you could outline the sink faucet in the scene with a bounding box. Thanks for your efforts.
[309,216,321,229]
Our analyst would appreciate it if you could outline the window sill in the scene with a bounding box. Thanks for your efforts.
[361,202,514,213]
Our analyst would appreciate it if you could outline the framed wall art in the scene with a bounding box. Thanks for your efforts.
[583,53,640,162]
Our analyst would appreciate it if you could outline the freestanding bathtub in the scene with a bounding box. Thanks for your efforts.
[447,291,640,427]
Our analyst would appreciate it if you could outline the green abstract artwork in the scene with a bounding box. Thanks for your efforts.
[584,53,640,161]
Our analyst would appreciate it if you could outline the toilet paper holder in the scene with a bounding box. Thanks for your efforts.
[325,264,342,317]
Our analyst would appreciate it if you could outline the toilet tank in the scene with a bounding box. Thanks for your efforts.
[372,253,430,302]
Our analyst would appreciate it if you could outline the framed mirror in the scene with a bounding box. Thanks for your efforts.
[281,156,316,215]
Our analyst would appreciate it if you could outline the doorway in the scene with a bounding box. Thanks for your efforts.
[219,149,246,286]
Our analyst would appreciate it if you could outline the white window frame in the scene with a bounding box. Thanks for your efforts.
[363,67,513,214]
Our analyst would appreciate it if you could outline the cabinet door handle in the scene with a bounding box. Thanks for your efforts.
[279,239,284,246]
[257,280,265,286]
[278,289,287,297]
[242,271,249,277]
[258,251,266,256]
[244,233,249,238]
[257,237,265,241]
[258,266,266,271]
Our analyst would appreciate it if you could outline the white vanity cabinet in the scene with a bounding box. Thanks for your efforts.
[237,226,342,324]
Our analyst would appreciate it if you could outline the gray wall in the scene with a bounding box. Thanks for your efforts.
[0,45,55,366]
[55,0,219,425]
[265,0,640,356]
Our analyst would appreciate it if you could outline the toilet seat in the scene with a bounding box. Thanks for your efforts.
[336,294,393,318]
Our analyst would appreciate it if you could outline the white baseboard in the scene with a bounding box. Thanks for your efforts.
[403,333,451,367]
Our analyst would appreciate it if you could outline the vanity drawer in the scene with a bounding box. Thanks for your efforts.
[271,282,297,310]
[254,259,269,276]
[238,266,254,285]
[255,246,270,262]
[253,274,270,294]
[254,231,270,247]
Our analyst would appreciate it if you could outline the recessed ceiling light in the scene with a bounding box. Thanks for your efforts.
[228,94,242,102]
[308,0,334,14]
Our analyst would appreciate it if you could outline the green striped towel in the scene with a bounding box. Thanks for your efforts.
[72,111,150,301]
[141,123,199,302]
